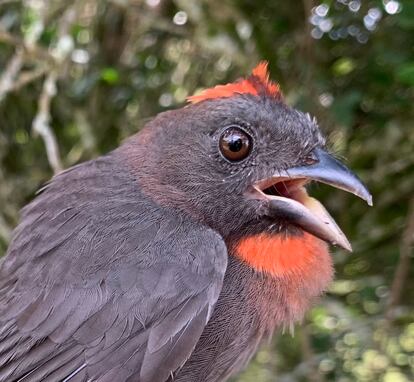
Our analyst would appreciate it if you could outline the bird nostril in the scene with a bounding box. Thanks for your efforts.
[303,156,318,166]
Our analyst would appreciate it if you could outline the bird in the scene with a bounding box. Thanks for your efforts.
[0,62,372,382]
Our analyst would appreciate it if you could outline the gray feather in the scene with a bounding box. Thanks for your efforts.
[0,155,228,382]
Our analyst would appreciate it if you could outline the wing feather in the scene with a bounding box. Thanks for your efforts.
[0,156,227,382]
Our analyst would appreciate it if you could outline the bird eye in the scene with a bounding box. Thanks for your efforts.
[219,127,252,162]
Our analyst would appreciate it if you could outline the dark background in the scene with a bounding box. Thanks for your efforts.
[0,0,413,381]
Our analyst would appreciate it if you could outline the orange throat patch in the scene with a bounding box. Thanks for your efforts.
[235,233,334,324]
[235,233,333,280]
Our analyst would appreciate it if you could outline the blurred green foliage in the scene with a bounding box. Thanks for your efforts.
[0,0,413,381]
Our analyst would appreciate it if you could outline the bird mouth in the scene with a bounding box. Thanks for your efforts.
[247,149,372,251]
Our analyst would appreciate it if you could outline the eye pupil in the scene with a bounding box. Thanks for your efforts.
[228,137,243,152]
[219,127,252,161]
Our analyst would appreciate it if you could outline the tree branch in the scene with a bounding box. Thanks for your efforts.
[0,3,51,103]
[0,29,53,63]
[385,197,414,319]
[0,47,24,103]
[31,3,77,174]
[32,72,62,174]
[10,66,48,92]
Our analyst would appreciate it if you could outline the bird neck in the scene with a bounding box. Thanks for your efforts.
[226,235,333,326]
[233,232,333,293]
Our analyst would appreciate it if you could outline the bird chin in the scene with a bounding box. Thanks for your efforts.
[247,178,352,251]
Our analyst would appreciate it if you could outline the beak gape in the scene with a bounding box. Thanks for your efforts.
[252,148,372,251]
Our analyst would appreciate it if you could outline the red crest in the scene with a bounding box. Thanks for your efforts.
[187,61,282,104]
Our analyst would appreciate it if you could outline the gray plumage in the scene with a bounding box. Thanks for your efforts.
[0,90,350,381]
[0,155,227,382]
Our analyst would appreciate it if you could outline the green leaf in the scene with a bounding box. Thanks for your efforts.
[395,2,414,30]
[101,68,120,85]
[332,58,356,76]
[396,63,414,86]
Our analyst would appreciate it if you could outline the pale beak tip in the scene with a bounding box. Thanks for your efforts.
[356,187,372,206]
[337,236,353,252]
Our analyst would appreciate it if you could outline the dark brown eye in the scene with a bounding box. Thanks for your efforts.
[219,127,251,162]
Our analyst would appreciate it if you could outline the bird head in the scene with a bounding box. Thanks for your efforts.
[122,62,372,256]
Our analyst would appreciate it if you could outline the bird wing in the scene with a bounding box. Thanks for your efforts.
[0,157,228,382]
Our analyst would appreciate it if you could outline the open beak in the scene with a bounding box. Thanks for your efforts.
[249,148,372,251]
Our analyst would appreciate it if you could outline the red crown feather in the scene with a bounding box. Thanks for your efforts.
[187,61,282,104]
